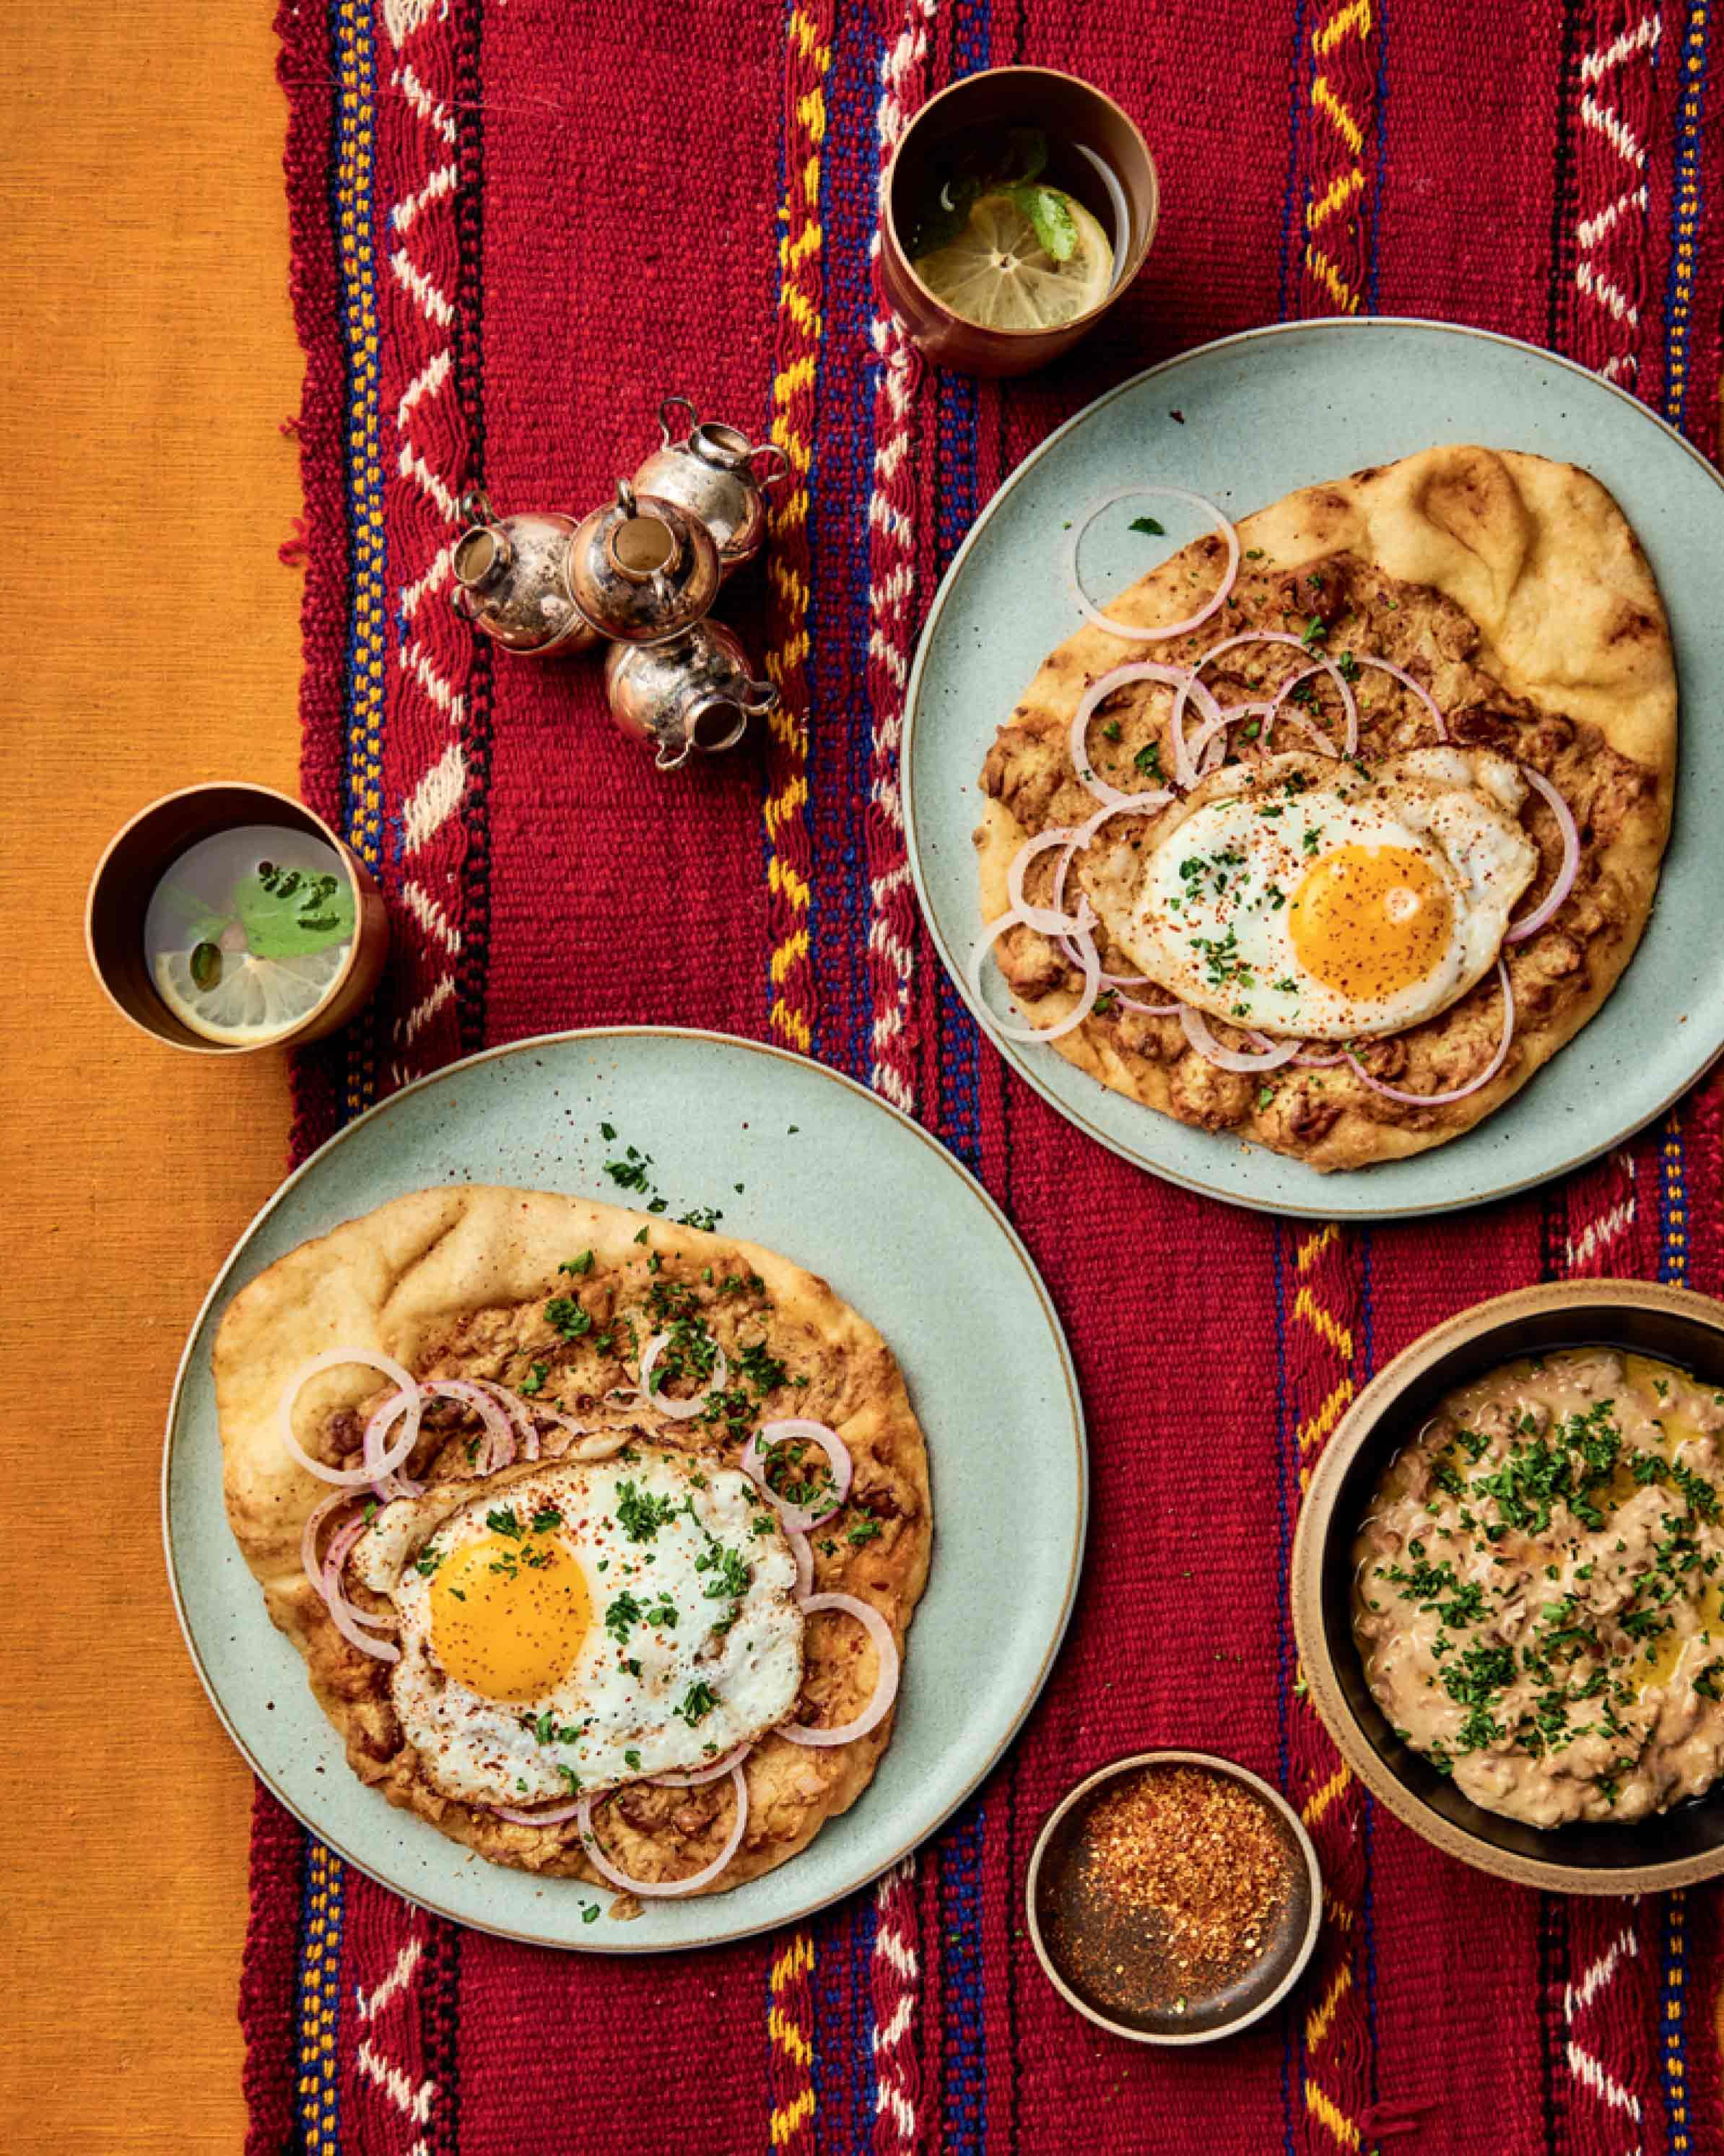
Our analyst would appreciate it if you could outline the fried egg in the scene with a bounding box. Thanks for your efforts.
[353,1448,804,1805]
[1115,748,1537,1040]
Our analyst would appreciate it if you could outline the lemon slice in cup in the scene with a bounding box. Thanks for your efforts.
[154,941,347,1046]
[911,187,1114,332]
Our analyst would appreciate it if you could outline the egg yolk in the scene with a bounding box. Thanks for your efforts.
[1288,844,1454,999]
[429,1532,591,1699]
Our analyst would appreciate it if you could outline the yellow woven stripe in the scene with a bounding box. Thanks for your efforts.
[769,2005,814,2066]
[1306,1962,1353,2049]
[1297,1223,1338,1271]
[1298,1377,1356,1452]
[770,930,812,985]
[1305,167,1364,232]
[1313,0,1372,56]
[1302,1762,1353,1830]
[770,996,814,1053]
[1305,243,1362,313]
[1305,2078,1364,2150]
[770,2090,818,2147]
[759,10,830,1064]
[1311,73,1364,155]
[1293,1286,1354,1362]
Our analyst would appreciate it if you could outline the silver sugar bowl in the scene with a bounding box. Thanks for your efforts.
[565,479,723,646]
[631,395,790,578]
[448,492,598,656]
[603,620,778,771]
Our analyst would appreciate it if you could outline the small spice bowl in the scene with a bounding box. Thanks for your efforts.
[878,66,1159,378]
[86,782,388,1056]
[1293,1279,1724,1895]
[1025,1749,1321,2044]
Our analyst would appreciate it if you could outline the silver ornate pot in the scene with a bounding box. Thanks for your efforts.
[565,479,723,646]
[630,395,790,578]
[447,492,598,656]
[603,620,778,770]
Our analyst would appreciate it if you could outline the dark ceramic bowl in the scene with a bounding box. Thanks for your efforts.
[1024,1749,1321,2044]
[85,782,388,1056]
[878,66,1158,378]
[1292,1280,1724,1894]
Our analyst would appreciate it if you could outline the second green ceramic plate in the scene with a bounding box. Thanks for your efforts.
[905,319,1724,1218]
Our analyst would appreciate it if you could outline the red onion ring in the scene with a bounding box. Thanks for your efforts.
[743,1419,853,1534]
[469,1378,540,1461]
[967,900,1102,1046]
[640,1332,728,1419]
[788,1528,814,1600]
[1006,825,1079,913]
[278,1349,422,1490]
[1505,765,1580,943]
[1351,654,1447,741]
[648,1742,754,1789]
[1068,661,1222,804]
[420,1378,516,1473]
[1066,487,1240,645]
[1179,1007,1305,1075]
[1264,663,1359,757]
[365,1391,423,1500]
[492,1798,584,1827]
[1293,1046,1346,1068]
[321,1518,399,1661]
[576,1764,749,1897]
[1052,797,1172,981]
[299,1490,352,1596]
[779,1594,902,1748]
[1342,957,1515,1105]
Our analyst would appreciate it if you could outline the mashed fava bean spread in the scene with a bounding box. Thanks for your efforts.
[1353,1349,1724,1827]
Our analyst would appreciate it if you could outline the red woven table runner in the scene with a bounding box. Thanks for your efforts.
[248,0,1724,2148]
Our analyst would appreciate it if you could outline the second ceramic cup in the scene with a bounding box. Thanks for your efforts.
[878,66,1158,378]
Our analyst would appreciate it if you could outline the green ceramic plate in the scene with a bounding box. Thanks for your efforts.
[905,318,1724,1218]
[163,1030,1084,1951]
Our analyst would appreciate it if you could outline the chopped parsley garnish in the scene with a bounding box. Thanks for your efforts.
[545,1296,593,1339]
[605,1591,643,1644]
[847,1518,883,1547]
[674,1681,720,1728]
[604,1145,655,1193]
[624,1749,642,1771]
[530,1507,563,1534]
[1133,742,1162,779]
[486,1508,522,1539]
[414,1544,442,1577]
[560,1251,595,1275]
[519,1361,549,1396]
[615,1482,678,1543]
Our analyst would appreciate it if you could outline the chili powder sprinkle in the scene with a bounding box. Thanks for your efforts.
[1045,1763,1299,2018]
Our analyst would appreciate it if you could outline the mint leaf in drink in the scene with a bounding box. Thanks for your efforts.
[238,861,356,959]
[1008,183,1079,263]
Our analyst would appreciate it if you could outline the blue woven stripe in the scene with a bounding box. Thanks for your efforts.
[1659,1,1712,431]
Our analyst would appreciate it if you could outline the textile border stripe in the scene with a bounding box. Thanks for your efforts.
[334,0,388,1126]
[762,1,834,2139]
[760,0,834,1059]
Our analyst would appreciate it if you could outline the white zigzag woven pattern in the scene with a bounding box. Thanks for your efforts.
[378,1,474,1104]
[864,6,937,2147]
[1574,11,1660,382]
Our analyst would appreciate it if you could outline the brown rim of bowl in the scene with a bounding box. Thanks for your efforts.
[1024,1749,1323,2045]
[84,781,383,1056]
[882,65,1159,344]
[1292,1279,1724,1895]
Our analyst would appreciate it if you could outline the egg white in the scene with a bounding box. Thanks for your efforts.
[1112,748,1538,1040]
[354,1450,804,1805]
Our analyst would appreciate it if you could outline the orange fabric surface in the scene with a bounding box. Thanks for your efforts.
[1,6,304,2150]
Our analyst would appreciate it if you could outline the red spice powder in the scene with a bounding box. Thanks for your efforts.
[1047,1764,1297,2018]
